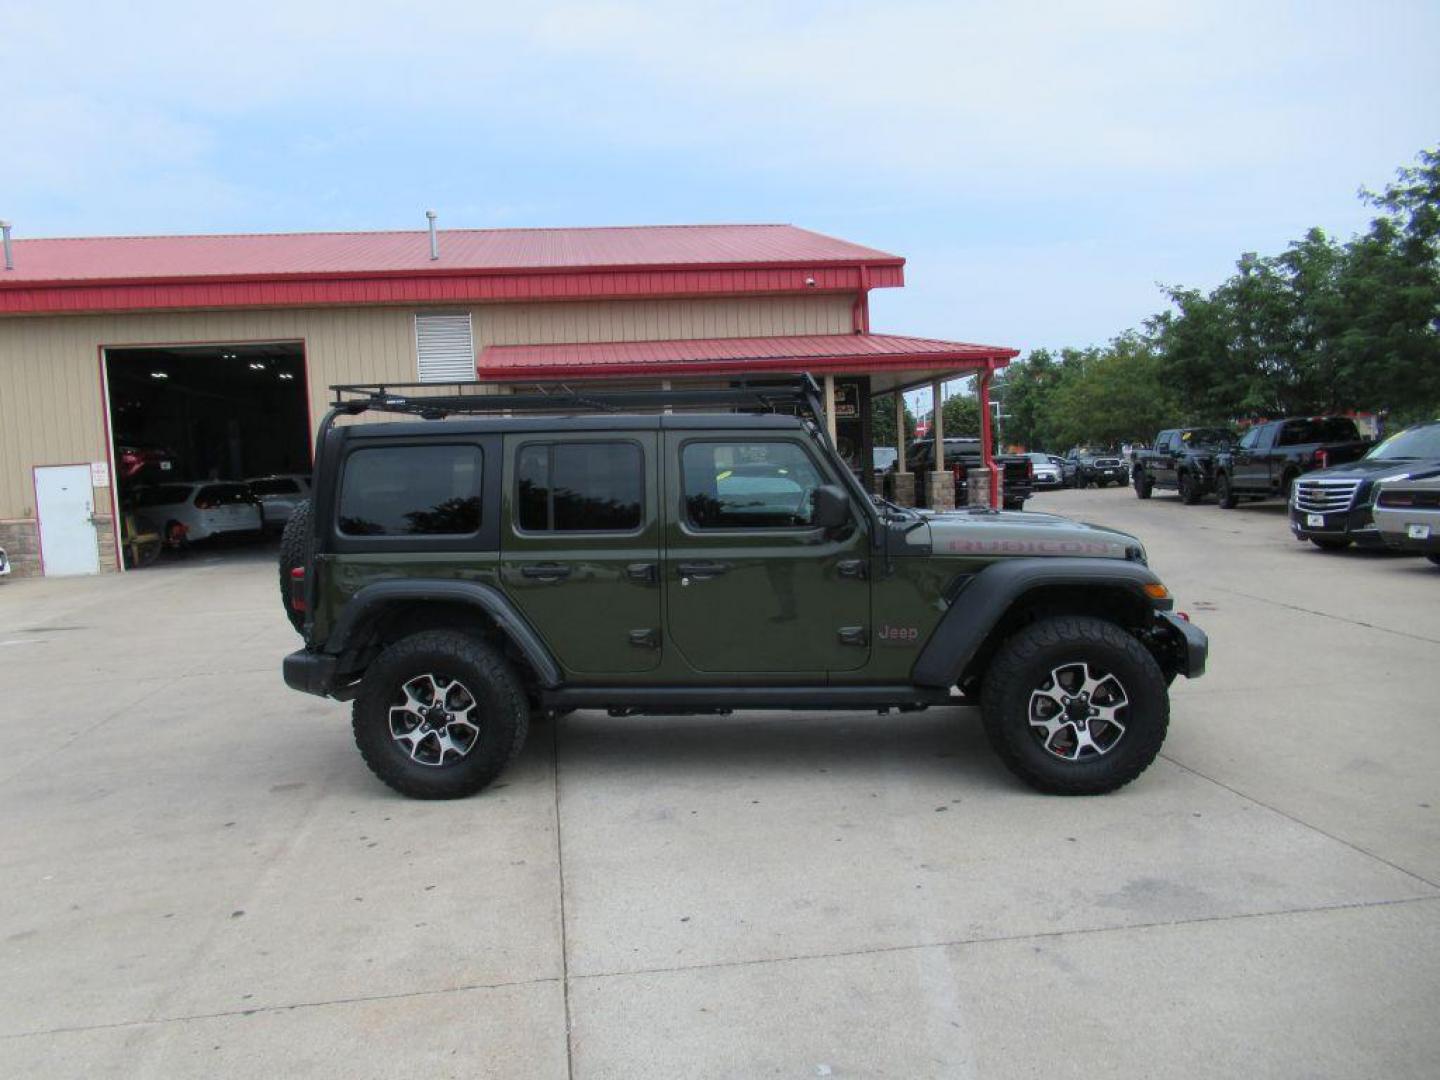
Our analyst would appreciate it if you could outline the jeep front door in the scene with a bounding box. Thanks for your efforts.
[663,433,871,674]
[500,433,662,674]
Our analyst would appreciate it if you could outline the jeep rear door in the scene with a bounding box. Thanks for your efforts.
[499,432,662,674]
[662,431,871,674]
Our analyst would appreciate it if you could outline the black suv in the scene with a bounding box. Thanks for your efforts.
[280,378,1206,800]
[1289,420,1440,550]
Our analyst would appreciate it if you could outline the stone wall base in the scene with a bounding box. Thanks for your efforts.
[890,472,916,507]
[924,471,956,512]
[0,514,117,578]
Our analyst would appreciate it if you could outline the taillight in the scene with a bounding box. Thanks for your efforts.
[290,567,306,612]
[1314,449,1328,468]
[1026,459,1035,478]
[195,498,215,510]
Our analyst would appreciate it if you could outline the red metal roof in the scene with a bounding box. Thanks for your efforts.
[0,224,902,316]
[1,224,901,284]
[479,333,1017,380]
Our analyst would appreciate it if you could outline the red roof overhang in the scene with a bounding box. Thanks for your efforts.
[478,333,1018,381]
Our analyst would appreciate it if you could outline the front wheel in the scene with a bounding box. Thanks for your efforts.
[352,631,530,799]
[1427,555,1440,567]
[1215,473,1237,509]
[1178,471,1201,505]
[981,616,1169,795]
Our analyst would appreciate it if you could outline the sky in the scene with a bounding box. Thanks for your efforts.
[5,0,1438,382]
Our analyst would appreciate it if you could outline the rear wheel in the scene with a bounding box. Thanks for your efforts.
[352,631,529,800]
[277,501,312,634]
[1134,470,1153,499]
[981,616,1169,795]
[1427,555,1440,567]
[1216,473,1237,509]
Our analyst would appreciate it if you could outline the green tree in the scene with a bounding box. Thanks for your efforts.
[871,393,917,449]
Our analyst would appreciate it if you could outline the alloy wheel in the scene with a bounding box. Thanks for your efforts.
[1027,661,1129,761]
[388,673,481,766]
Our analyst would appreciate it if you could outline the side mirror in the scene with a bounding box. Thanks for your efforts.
[811,484,851,529]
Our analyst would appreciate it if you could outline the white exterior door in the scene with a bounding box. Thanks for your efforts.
[35,465,100,576]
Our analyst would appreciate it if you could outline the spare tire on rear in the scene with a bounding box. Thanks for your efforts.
[278,500,312,634]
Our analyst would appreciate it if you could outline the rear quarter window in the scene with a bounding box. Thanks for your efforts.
[338,445,483,536]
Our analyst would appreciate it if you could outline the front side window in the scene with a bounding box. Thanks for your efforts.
[339,445,482,536]
[1238,427,1261,451]
[516,442,643,532]
[683,441,824,528]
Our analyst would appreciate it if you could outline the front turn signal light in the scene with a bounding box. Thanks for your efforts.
[1143,582,1171,601]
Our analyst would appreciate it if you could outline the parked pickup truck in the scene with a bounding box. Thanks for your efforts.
[905,438,1034,510]
[1213,417,1371,508]
[1132,427,1236,504]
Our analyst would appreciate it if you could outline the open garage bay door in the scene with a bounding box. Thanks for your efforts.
[103,341,312,566]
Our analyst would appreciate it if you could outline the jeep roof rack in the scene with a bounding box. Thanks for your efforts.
[327,376,827,425]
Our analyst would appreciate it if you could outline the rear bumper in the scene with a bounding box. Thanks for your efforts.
[283,649,339,697]
[1157,611,1208,679]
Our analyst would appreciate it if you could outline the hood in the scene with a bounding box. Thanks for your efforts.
[1299,457,1440,483]
[919,507,1144,560]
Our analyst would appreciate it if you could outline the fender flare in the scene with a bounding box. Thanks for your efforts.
[911,557,1166,688]
[324,579,562,688]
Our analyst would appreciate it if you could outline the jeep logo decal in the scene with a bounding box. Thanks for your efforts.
[944,538,1124,557]
[877,624,920,644]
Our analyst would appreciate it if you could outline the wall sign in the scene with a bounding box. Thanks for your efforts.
[90,461,110,487]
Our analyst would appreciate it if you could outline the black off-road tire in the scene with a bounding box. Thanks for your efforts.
[1310,538,1351,552]
[1427,555,1440,567]
[1215,473,1237,509]
[1178,471,1201,505]
[352,631,529,800]
[980,616,1169,796]
[1134,470,1153,499]
[277,501,311,633]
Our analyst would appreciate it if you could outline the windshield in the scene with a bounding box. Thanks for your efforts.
[1365,424,1440,461]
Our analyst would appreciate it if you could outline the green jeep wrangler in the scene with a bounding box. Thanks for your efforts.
[282,378,1207,799]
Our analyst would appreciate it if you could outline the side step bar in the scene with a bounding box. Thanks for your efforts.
[540,685,955,712]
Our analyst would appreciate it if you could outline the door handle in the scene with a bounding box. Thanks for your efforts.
[626,562,659,585]
[521,563,572,581]
[837,558,867,580]
[677,561,729,581]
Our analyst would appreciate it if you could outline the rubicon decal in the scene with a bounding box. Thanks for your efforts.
[944,538,1126,557]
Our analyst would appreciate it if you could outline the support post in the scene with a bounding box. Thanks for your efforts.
[895,393,907,473]
[823,374,838,442]
[926,379,954,510]
[978,366,1000,509]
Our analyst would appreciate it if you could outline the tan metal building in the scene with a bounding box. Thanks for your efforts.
[0,224,1015,576]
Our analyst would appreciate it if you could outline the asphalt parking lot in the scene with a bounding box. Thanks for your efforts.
[2,487,1438,1079]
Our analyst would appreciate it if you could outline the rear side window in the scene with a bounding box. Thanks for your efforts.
[1279,418,1359,445]
[132,485,193,507]
[683,441,824,528]
[516,442,643,532]
[249,477,301,496]
[338,445,482,536]
[197,484,253,505]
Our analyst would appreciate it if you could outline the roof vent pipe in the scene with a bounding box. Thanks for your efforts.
[425,210,438,261]
[0,221,12,271]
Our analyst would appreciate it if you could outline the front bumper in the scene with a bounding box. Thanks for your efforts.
[1157,611,1208,679]
[1288,504,1383,546]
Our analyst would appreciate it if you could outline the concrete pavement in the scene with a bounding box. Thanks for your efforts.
[1,494,1437,1078]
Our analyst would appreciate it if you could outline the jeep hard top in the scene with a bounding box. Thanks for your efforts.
[281,377,1207,799]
